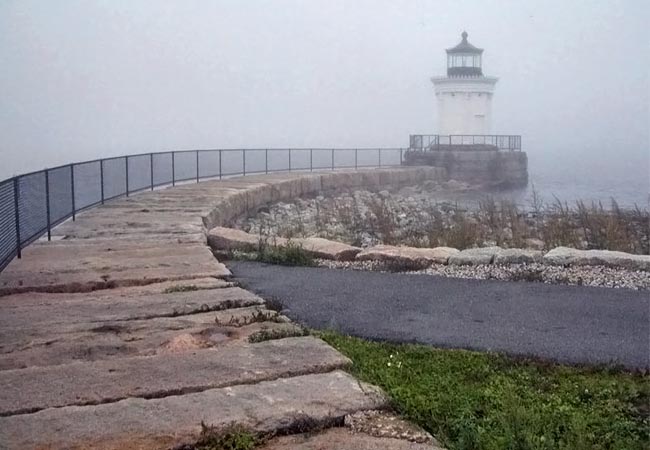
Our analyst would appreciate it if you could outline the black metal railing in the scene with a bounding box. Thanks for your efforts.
[409,134,521,151]
[0,148,405,272]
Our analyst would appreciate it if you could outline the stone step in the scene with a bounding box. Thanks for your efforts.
[1,309,299,370]
[0,244,230,295]
[0,370,387,450]
[0,284,263,328]
[0,336,348,416]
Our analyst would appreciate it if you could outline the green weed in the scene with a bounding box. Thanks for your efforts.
[320,332,650,450]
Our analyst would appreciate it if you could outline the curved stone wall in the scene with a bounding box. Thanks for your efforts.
[202,167,446,230]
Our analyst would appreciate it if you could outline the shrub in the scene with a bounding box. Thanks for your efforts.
[257,241,315,266]
[193,422,258,450]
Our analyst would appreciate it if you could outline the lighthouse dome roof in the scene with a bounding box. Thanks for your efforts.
[446,31,483,54]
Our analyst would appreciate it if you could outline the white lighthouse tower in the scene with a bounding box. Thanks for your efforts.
[432,32,498,135]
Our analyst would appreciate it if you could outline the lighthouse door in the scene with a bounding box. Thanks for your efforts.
[474,113,487,135]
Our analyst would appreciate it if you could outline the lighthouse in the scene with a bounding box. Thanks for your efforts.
[432,32,498,135]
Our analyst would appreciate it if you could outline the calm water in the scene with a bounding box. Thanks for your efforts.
[431,150,649,210]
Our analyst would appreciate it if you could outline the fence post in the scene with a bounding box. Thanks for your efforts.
[45,170,51,241]
[243,150,246,176]
[310,149,313,172]
[100,160,105,203]
[70,164,76,221]
[196,150,200,182]
[171,152,176,186]
[355,149,358,169]
[265,149,268,174]
[150,153,154,190]
[378,149,381,167]
[288,149,291,172]
[400,148,403,166]
[125,156,129,197]
[331,149,334,171]
[218,150,222,179]
[13,177,21,258]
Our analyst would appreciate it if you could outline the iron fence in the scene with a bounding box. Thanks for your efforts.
[409,134,521,151]
[0,148,404,272]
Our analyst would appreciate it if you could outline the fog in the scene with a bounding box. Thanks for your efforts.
[1,0,648,195]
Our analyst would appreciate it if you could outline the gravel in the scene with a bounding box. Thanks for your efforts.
[317,260,650,291]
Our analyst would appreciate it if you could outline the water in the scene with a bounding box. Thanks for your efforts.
[526,153,648,209]
[428,149,649,210]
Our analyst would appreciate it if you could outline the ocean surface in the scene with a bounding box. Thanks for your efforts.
[436,150,649,210]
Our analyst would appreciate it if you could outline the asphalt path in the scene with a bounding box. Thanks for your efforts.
[228,261,650,369]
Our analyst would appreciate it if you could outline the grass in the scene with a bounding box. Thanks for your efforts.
[214,309,284,327]
[256,241,315,266]
[192,422,259,450]
[227,240,316,267]
[248,325,310,343]
[320,332,650,450]
[163,284,201,294]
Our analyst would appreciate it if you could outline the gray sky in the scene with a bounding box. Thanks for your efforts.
[0,0,648,180]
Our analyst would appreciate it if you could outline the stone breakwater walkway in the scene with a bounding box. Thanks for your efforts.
[0,169,445,450]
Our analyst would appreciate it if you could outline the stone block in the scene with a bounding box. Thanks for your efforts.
[448,246,502,265]
[356,245,459,265]
[270,180,294,202]
[208,227,267,252]
[544,247,650,271]
[300,174,322,195]
[295,237,362,261]
[493,248,543,265]
[0,337,350,416]
[0,371,387,450]
[245,184,274,211]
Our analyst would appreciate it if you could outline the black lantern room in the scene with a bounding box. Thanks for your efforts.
[446,31,483,77]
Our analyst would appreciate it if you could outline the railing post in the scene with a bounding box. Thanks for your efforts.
[13,177,21,258]
[196,150,200,182]
[331,149,334,171]
[100,159,105,203]
[70,164,76,221]
[218,150,222,179]
[310,149,313,172]
[265,149,268,174]
[288,149,291,172]
[378,148,381,167]
[125,156,129,197]
[400,148,403,165]
[243,150,246,176]
[150,153,154,190]
[171,152,176,186]
[355,149,358,169]
[45,170,51,241]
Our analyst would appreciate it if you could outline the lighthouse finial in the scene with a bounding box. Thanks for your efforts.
[461,31,468,42]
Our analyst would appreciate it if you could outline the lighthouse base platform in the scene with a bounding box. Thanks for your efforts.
[404,148,528,188]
